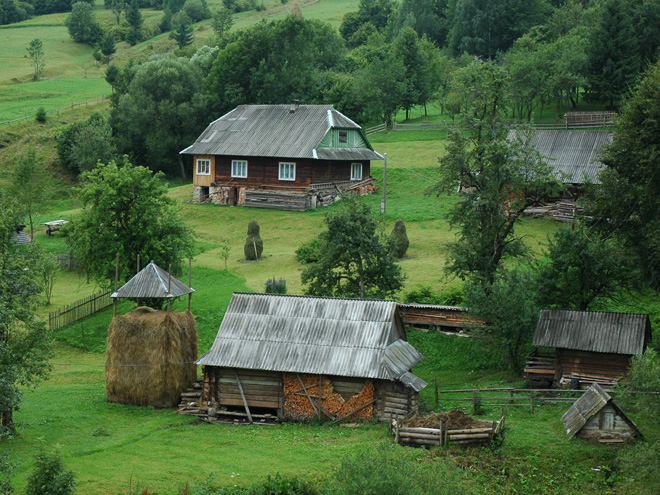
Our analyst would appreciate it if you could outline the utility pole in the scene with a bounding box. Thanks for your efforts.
[381,153,387,214]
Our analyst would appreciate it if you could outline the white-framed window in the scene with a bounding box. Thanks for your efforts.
[351,162,362,180]
[196,158,211,176]
[232,160,248,178]
[338,131,348,144]
[279,162,296,181]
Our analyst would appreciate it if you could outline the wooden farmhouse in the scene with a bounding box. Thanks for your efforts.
[181,103,383,211]
[529,309,652,388]
[508,130,612,190]
[562,383,641,443]
[194,293,427,423]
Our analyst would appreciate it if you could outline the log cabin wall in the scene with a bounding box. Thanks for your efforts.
[557,348,633,384]
[374,380,419,421]
[203,367,283,412]
[311,160,370,184]
[576,404,639,442]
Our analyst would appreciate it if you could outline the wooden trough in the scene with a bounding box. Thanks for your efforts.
[392,411,505,448]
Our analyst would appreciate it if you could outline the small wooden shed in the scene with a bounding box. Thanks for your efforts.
[531,310,652,388]
[562,383,641,443]
[195,293,427,423]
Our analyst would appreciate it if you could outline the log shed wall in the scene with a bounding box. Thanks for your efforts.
[556,348,633,385]
[203,367,283,411]
[576,404,640,442]
[374,380,419,421]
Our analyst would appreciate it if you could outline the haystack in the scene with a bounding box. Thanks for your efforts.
[106,307,198,408]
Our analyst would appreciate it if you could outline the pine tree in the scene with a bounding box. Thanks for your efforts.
[170,19,193,49]
[125,0,143,45]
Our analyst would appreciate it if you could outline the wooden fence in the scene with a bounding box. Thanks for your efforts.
[0,95,110,126]
[49,291,112,331]
[365,122,387,135]
[432,385,660,414]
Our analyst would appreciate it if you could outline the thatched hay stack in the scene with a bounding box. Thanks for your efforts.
[106,307,198,408]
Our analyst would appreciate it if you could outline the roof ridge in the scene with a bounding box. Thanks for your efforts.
[231,291,397,304]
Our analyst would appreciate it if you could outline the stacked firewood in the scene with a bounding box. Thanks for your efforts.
[283,373,374,421]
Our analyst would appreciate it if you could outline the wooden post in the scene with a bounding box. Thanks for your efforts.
[318,375,322,420]
[136,254,140,308]
[380,152,387,214]
[166,263,172,321]
[81,323,85,346]
[472,389,477,414]
[113,253,119,317]
[234,371,253,424]
[530,392,534,414]
[439,419,443,446]
[188,256,192,312]
[434,376,439,408]
[297,374,319,416]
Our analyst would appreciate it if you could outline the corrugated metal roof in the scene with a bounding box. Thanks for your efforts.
[111,261,194,299]
[562,383,610,437]
[180,105,382,161]
[197,293,426,388]
[397,303,463,312]
[508,130,612,184]
[533,309,651,355]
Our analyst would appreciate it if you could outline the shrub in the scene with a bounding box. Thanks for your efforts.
[255,474,317,495]
[295,237,320,264]
[25,450,75,495]
[403,285,464,306]
[35,106,47,123]
[182,0,210,22]
[390,219,409,258]
[244,219,263,260]
[264,278,286,294]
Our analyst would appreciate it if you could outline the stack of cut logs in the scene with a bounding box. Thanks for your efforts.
[524,200,584,222]
[177,377,204,415]
[283,373,374,421]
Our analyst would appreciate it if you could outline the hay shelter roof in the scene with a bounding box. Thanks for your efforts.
[507,130,611,184]
[561,383,640,438]
[197,293,427,391]
[533,309,651,355]
[111,261,194,300]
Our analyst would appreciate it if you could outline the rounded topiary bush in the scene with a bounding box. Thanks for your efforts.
[391,219,409,258]
[244,219,263,260]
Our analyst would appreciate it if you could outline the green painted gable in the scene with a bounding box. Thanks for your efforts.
[318,129,371,149]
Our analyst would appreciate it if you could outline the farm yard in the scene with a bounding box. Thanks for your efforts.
[2,0,660,493]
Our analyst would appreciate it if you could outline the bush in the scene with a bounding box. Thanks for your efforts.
[35,106,47,123]
[390,219,409,258]
[244,219,263,260]
[264,278,286,294]
[25,450,75,495]
[295,237,319,264]
[403,285,465,306]
[182,0,210,22]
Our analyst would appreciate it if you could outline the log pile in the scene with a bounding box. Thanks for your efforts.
[244,190,310,211]
[523,201,584,222]
[524,353,555,388]
[392,410,505,448]
[283,373,374,421]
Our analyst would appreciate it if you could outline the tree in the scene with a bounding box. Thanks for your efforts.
[110,54,210,181]
[109,0,124,24]
[0,197,53,436]
[182,0,209,22]
[244,219,263,260]
[65,157,194,288]
[534,225,635,311]
[301,197,405,299]
[26,38,44,81]
[56,113,116,175]
[25,450,75,495]
[432,60,563,284]
[100,32,116,63]
[393,27,422,120]
[9,148,47,242]
[584,60,660,290]
[393,0,449,47]
[586,0,640,106]
[211,6,233,39]
[65,2,102,44]
[339,0,394,47]
[170,16,193,48]
[464,267,538,372]
[125,0,143,45]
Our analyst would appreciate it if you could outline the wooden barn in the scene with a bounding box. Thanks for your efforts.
[180,103,382,210]
[397,303,471,334]
[562,383,641,443]
[529,309,652,388]
[193,293,427,423]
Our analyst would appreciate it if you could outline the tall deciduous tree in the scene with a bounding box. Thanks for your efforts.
[9,148,47,241]
[301,197,405,299]
[110,54,209,181]
[0,197,53,436]
[26,39,45,81]
[584,61,660,290]
[56,113,116,175]
[432,60,563,284]
[65,2,102,44]
[65,158,194,287]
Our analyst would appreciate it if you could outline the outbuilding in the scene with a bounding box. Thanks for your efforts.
[562,383,641,443]
[194,293,427,423]
[530,309,652,388]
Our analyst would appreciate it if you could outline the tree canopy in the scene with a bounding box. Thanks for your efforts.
[65,158,194,288]
[301,197,405,299]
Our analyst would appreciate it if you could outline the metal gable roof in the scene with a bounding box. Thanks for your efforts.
[508,130,612,184]
[197,293,426,387]
[533,309,651,355]
[181,105,382,161]
[111,261,194,299]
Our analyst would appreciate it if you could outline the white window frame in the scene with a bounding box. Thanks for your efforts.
[231,160,248,178]
[279,162,296,181]
[351,162,362,181]
[196,158,211,176]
